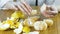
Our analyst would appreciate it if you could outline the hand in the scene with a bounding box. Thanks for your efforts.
[3,1,32,15]
[41,10,54,18]
[40,4,58,18]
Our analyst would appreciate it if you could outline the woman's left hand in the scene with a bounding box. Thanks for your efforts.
[40,4,58,18]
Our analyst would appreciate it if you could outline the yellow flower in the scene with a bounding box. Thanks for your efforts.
[11,11,24,19]
[23,26,30,33]
[6,20,14,25]
[2,20,15,29]
[10,22,20,29]
[14,22,20,28]
[2,20,14,25]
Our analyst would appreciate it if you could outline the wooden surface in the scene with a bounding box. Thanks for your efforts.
[0,6,60,34]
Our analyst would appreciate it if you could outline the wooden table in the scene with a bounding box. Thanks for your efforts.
[0,6,60,34]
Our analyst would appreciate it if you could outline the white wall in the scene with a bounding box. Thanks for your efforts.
[54,0,60,10]
[54,0,60,6]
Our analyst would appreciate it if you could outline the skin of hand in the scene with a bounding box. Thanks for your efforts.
[3,1,32,16]
[41,4,58,18]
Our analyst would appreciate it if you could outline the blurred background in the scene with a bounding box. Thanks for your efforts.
[17,0,60,10]
[54,0,60,11]
[0,0,60,11]
[0,0,60,9]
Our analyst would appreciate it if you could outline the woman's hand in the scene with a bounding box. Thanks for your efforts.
[40,4,58,18]
[3,1,32,15]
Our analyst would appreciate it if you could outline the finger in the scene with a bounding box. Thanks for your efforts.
[42,11,54,18]
[41,11,49,18]
[21,2,31,13]
[21,1,32,13]
[45,14,54,18]
[51,11,58,14]
[43,13,50,18]
[13,2,20,10]
[49,15,54,18]
[45,11,54,15]
[18,3,30,15]
[13,2,27,15]
[22,1,32,10]
[44,14,52,18]
[46,11,57,15]
[16,2,30,15]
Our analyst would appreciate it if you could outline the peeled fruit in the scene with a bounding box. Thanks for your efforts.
[34,21,47,30]
[43,19,53,27]
[11,11,24,19]
[14,23,23,34]
[10,17,19,22]
[30,16,40,21]
[3,20,15,29]
[23,16,40,26]
[31,10,37,15]
[0,24,10,30]
[23,19,35,26]
[2,19,20,29]
[23,26,30,33]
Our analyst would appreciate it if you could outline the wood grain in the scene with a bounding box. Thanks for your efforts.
[0,6,60,34]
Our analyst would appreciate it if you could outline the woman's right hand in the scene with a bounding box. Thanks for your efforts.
[3,1,32,15]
